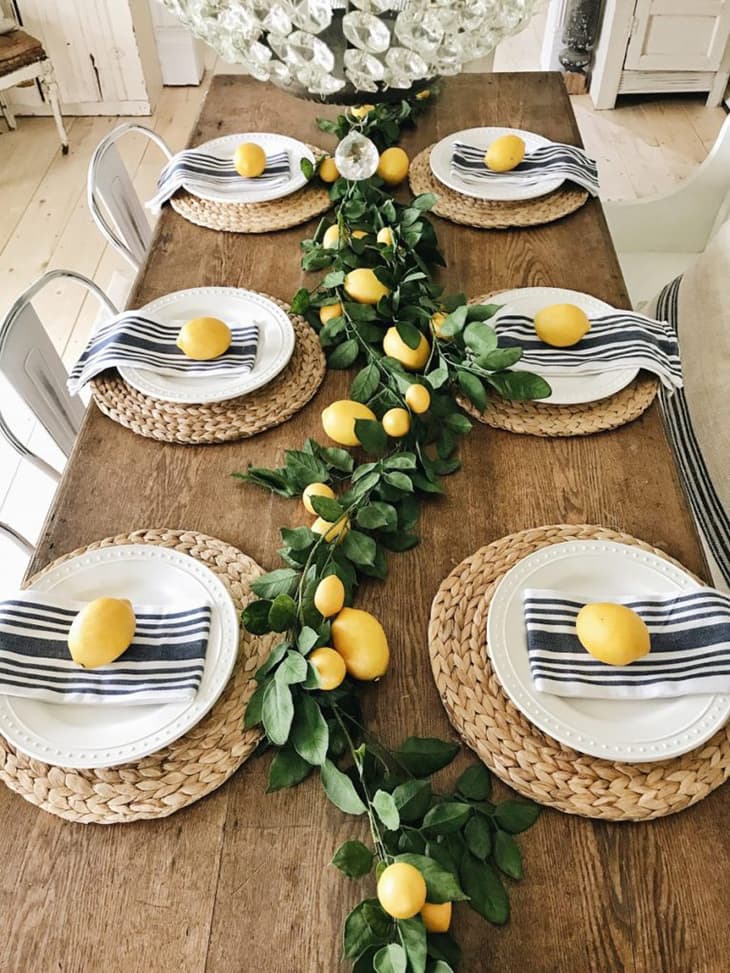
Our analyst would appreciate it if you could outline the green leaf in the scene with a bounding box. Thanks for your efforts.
[344,900,390,960]
[384,453,417,470]
[494,799,541,834]
[290,287,310,314]
[438,305,468,338]
[357,501,398,531]
[426,364,449,390]
[322,269,345,288]
[395,737,460,777]
[398,917,427,973]
[290,693,329,765]
[459,855,509,925]
[350,470,381,496]
[251,568,299,598]
[395,854,468,904]
[268,593,298,633]
[300,157,314,179]
[261,678,294,746]
[374,944,407,973]
[396,320,424,350]
[456,371,486,412]
[318,445,354,473]
[443,413,472,435]
[351,363,380,403]
[266,747,312,792]
[243,678,267,729]
[255,640,289,679]
[280,526,316,551]
[427,934,461,969]
[242,599,273,635]
[411,192,437,211]
[284,450,328,488]
[276,649,308,684]
[477,347,522,371]
[429,962,455,973]
[464,814,492,861]
[344,301,378,322]
[328,338,360,369]
[355,418,389,455]
[466,303,501,322]
[310,494,345,522]
[422,802,472,834]
[321,759,367,815]
[463,321,498,356]
[392,779,432,823]
[456,764,492,801]
[487,370,551,401]
[331,840,373,879]
[373,789,400,831]
[493,829,523,879]
[383,471,413,493]
[341,529,377,566]
[297,625,320,654]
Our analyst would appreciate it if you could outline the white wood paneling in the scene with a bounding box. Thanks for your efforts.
[625,0,730,71]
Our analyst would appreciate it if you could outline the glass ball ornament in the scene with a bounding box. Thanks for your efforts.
[334,131,380,181]
[161,0,544,102]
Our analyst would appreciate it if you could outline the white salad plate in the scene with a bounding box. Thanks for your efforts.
[429,126,562,202]
[486,540,730,762]
[0,545,239,769]
[490,286,638,405]
[184,132,313,204]
[118,286,295,404]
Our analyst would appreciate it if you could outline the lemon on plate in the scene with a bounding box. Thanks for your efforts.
[233,141,266,178]
[533,303,591,348]
[377,863,427,919]
[344,268,390,305]
[321,399,376,446]
[576,602,651,666]
[377,146,410,186]
[383,327,430,371]
[331,607,389,680]
[484,134,526,172]
[177,317,232,361]
[68,597,136,668]
[308,646,346,690]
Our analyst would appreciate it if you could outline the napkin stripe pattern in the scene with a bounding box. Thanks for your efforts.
[451,141,599,196]
[0,596,211,704]
[148,148,290,211]
[523,588,730,699]
[656,276,730,586]
[67,313,259,394]
[494,311,683,391]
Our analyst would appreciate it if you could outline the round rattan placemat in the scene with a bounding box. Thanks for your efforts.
[0,529,275,824]
[91,296,326,444]
[409,146,589,229]
[428,524,730,821]
[170,144,331,233]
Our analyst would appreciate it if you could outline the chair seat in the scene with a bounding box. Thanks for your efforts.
[0,29,46,77]
[617,251,697,310]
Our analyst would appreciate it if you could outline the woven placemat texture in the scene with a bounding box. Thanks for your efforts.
[170,144,331,233]
[91,296,326,444]
[428,524,730,821]
[0,529,275,824]
[409,145,589,229]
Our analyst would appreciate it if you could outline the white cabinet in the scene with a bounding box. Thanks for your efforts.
[591,0,730,107]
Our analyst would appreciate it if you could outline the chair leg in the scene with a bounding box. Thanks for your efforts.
[39,60,69,154]
[0,92,17,131]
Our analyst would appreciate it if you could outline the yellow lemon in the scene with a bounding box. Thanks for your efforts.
[382,407,410,438]
[421,901,452,933]
[377,226,394,247]
[377,146,410,186]
[233,141,266,178]
[430,311,450,340]
[383,326,430,371]
[576,603,651,667]
[377,863,427,920]
[484,134,526,173]
[350,104,375,119]
[308,646,346,690]
[312,516,350,543]
[176,317,232,361]
[321,399,377,446]
[322,224,341,249]
[68,597,136,668]
[319,302,343,325]
[344,268,390,305]
[415,88,431,101]
[302,482,335,515]
[319,156,339,183]
[314,574,346,617]
[534,303,591,348]
[405,384,430,414]
[331,607,389,680]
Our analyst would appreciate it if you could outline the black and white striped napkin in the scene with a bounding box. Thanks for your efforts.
[523,588,730,699]
[495,310,683,392]
[451,140,599,196]
[0,592,212,705]
[147,147,290,212]
[67,312,259,394]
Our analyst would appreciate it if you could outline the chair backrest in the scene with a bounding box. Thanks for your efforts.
[88,123,173,271]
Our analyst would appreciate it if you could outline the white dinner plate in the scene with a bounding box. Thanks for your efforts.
[430,127,563,202]
[184,132,313,204]
[118,287,295,404]
[487,540,730,762]
[490,286,638,405]
[0,545,239,769]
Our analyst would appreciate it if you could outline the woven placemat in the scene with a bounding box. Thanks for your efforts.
[170,144,331,233]
[409,145,589,229]
[0,529,275,824]
[428,524,730,821]
[90,296,326,444]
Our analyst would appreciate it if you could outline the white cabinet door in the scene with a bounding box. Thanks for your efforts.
[625,0,730,71]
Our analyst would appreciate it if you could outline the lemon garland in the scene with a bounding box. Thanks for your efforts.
[236,99,548,973]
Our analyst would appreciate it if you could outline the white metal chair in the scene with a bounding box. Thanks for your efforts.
[87,122,173,272]
[603,113,730,309]
[0,269,118,557]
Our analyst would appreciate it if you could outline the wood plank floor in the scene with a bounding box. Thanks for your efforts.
[0,19,726,587]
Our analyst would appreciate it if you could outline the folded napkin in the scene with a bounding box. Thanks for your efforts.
[451,140,599,196]
[495,310,683,392]
[523,588,730,699]
[147,147,290,212]
[67,312,259,394]
[0,592,212,705]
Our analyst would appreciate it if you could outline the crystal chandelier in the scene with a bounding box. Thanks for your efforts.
[161,0,544,102]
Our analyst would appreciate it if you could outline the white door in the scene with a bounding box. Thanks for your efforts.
[625,0,730,72]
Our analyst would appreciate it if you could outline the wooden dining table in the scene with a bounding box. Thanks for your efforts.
[1,72,727,973]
